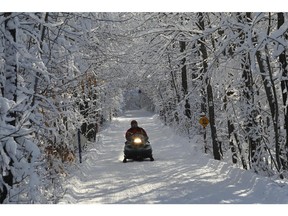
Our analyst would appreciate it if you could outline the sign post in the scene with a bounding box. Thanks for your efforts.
[77,129,82,163]
[199,115,209,153]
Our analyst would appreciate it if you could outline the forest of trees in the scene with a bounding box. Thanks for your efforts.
[0,12,287,203]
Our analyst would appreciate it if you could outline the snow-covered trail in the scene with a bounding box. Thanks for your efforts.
[59,110,288,204]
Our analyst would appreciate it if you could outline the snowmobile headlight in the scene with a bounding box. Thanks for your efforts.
[134,137,142,145]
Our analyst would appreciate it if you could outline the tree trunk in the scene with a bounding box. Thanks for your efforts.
[223,94,238,164]
[197,12,221,159]
[237,13,261,171]
[207,83,222,160]
[31,12,49,107]
[168,53,180,104]
[168,52,180,124]
[197,12,209,115]
[241,52,261,170]
[234,127,248,170]
[228,120,237,164]
[256,50,281,172]
[278,12,288,169]
[180,40,191,119]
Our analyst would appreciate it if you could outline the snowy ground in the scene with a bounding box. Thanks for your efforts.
[59,110,288,205]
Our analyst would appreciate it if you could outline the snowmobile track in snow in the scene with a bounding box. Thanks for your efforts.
[59,110,288,204]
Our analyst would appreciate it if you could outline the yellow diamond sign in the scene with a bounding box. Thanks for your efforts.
[199,116,209,128]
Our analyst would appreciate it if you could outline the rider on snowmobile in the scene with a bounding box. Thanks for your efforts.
[125,120,149,143]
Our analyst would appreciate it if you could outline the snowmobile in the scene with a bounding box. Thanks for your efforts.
[123,133,154,163]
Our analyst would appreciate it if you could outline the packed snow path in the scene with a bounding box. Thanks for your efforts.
[59,110,288,204]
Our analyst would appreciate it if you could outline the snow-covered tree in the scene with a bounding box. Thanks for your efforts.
[122,12,288,178]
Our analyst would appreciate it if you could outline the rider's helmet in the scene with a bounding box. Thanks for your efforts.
[131,120,138,128]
